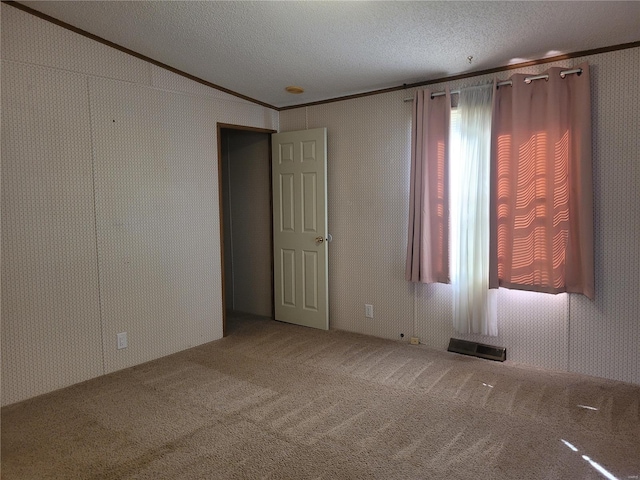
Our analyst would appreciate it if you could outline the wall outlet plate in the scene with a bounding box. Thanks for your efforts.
[364,304,374,318]
[117,332,128,350]
[410,337,420,345]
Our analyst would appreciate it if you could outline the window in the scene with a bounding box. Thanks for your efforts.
[407,63,595,335]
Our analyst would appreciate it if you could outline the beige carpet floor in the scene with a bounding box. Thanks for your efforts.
[2,313,639,479]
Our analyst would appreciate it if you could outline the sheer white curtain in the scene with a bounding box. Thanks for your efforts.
[450,84,497,336]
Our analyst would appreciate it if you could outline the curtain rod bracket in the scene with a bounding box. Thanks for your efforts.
[524,74,549,84]
[560,68,583,79]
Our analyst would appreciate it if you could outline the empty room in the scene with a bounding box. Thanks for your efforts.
[1,1,639,479]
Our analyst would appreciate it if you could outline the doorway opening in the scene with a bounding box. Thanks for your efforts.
[217,124,276,335]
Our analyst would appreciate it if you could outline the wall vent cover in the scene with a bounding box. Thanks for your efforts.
[447,338,506,362]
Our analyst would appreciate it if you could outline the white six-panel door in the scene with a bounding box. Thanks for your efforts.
[272,128,328,330]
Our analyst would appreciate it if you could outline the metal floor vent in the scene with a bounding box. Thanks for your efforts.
[447,338,506,362]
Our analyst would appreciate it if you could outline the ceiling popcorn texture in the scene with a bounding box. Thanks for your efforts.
[18,1,640,108]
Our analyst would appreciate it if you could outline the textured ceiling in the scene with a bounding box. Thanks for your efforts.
[20,1,640,109]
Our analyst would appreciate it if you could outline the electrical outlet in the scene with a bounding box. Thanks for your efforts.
[410,337,420,345]
[364,304,374,318]
[117,332,128,350]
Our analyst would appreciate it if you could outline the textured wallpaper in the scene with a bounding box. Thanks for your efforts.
[281,47,640,385]
[88,76,223,375]
[1,4,278,405]
[1,60,105,404]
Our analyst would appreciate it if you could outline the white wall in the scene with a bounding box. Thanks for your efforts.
[280,47,640,385]
[0,4,278,405]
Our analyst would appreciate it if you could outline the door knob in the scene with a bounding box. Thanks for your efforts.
[315,236,324,244]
